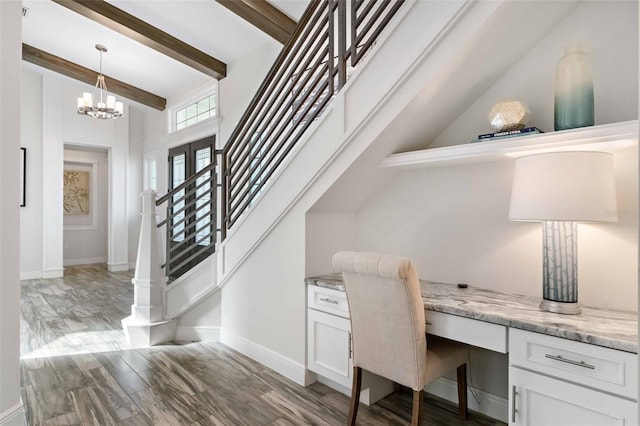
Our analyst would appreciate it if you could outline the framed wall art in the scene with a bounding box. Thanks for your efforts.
[63,169,90,215]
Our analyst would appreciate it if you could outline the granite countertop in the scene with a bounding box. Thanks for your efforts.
[306,273,638,354]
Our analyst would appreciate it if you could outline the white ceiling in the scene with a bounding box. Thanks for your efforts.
[22,0,310,106]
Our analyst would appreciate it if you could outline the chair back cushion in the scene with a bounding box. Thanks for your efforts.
[332,251,428,390]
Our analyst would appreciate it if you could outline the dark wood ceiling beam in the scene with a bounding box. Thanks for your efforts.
[215,0,296,44]
[23,44,167,111]
[52,0,226,79]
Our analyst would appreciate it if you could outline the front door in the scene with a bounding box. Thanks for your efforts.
[167,136,215,280]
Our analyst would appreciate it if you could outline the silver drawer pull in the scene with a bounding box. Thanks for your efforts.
[319,297,339,305]
[545,354,595,370]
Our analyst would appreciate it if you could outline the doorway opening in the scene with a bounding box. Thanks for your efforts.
[62,146,109,267]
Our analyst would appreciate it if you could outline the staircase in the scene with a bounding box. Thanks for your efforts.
[122,0,409,347]
[123,0,580,380]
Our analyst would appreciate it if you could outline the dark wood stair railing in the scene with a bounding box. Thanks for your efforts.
[156,156,217,281]
[152,0,406,282]
[221,0,406,239]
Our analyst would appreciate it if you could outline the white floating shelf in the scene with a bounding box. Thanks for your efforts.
[380,120,638,169]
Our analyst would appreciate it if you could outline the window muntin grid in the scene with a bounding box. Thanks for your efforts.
[176,94,216,131]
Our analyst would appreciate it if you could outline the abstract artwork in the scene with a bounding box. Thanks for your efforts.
[63,169,90,215]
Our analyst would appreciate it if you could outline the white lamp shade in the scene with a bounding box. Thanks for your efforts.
[509,151,617,222]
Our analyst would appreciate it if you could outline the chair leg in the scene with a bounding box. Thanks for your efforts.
[457,364,468,419]
[411,389,423,426]
[348,366,362,425]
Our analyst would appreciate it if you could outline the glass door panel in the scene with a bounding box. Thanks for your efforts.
[167,136,215,280]
[171,153,186,242]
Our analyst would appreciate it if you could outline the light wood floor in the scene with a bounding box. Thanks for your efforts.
[20,264,505,426]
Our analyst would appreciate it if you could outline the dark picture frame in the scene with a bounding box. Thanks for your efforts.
[20,147,26,207]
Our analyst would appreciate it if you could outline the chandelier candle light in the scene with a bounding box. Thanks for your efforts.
[77,44,124,119]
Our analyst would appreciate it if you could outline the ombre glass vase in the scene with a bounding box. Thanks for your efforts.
[554,43,594,131]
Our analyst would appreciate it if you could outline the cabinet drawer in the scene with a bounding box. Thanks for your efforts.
[425,310,508,353]
[307,285,349,318]
[509,328,637,400]
[510,367,638,425]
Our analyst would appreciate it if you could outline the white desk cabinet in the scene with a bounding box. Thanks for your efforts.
[510,368,636,425]
[307,308,352,387]
[509,328,638,425]
[306,285,393,404]
[307,285,353,388]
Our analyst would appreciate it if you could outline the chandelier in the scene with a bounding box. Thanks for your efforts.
[77,44,124,119]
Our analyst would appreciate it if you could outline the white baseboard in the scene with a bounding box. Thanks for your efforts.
[129,261,136,270]
[41,269,63,279]
[63,256,107,266]
[20,271,41,280]
[108,262,130,272]
[220,330,314,386]
[425,376,508,423]
[0,403,25,426]
[175,325,220,342]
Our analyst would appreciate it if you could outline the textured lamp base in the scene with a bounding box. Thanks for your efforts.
[541,221,581,315]
[540,299,581,315]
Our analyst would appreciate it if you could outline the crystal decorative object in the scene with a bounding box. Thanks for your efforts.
[488,99,531,132]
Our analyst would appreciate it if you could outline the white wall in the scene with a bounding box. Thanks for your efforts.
[0,1,25,424]
[221,210,306,357]
[20,68,139,277]
[63,148,109,266]
[20,68,43,279]
[355,147,638,311]
[305,213,357,277]
[218,42,281,146]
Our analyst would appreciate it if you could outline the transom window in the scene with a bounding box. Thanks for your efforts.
[175,94,216,131]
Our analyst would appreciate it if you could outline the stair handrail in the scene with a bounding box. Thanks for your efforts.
[223,0,324,160]
[151,0,407,249]
[155,160,217,208]
[220,0,406,239]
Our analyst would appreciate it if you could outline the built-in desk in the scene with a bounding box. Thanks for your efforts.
[306,273,637,353]
[305,274,638,424]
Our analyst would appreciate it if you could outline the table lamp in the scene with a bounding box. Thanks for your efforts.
[509,151,617,314]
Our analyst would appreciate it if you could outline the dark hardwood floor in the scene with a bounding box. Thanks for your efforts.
[20,264,505,426]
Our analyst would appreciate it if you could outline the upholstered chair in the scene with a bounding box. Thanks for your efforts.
[332,251,469,425]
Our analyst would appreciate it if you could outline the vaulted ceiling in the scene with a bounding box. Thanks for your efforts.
[21,0,309,110]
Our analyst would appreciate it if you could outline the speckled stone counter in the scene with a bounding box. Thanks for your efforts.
[306,273,638,354]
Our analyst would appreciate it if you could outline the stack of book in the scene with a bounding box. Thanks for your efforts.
[471,126,543,143]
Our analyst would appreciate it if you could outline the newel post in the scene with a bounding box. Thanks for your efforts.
[121,190,176,347]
